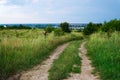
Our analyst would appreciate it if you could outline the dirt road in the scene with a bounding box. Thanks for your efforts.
[64,42,99,80]
[8,43,69,80]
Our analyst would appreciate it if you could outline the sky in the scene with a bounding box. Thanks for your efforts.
[0,0,120,23]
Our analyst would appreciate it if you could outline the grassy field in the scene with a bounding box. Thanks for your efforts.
[0,29,83,80]
[86,32,120,80]
[49,40,82,80]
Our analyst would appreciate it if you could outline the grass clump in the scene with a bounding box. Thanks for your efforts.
[49,40,82,80]
[86,32,120,80]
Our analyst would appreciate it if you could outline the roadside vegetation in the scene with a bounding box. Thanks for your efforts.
[86,32,120,80]
[84,19,120,80]
[49,40,82,80]
[0,29,83,80]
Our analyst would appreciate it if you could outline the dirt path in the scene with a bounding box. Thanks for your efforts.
[64,42,99,80]
[8,43,69,80]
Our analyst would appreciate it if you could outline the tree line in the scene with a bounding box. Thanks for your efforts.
[0,24,31,29]
[45,19,120,36]
[83,19,120,35]
[1,19,119,36]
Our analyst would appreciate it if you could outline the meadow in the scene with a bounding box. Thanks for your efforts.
[0,29,83,80]
[86,32,120,80]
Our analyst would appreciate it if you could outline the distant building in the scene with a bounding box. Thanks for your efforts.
[70,26,84,30]
[4,25,7,28]
[69,24,87,30]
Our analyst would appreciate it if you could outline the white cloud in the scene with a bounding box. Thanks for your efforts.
[30,0,51,3]
[31,0,39,3]
[0,0,7,5]
[0,4,35,23]
[0,0,120,23]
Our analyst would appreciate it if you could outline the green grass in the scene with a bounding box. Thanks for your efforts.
[86,32,120,80]
[49,40,82,80]
[0,29,83,80]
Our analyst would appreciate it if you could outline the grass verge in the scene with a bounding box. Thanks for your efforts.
[86,32,120,80]
[49,40,82,80]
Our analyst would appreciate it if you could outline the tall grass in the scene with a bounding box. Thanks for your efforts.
[49,40,82,80]
[0,29,83,80]
[86,32,120,80]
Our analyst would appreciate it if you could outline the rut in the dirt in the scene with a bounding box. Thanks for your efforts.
[8,43,69,80]
[64,42,99,80]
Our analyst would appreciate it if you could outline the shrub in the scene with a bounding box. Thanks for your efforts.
[54,28,64,36]
[45,25,54,33]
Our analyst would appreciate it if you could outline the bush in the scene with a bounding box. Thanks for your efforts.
[45,25,54,33]
[54,28,64,36]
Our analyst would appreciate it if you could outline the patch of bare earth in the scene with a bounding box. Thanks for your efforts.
[7,43,69,80]
[64,42,100,80]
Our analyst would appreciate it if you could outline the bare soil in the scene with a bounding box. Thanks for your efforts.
[7,43,69,80]
[64,42,100,80]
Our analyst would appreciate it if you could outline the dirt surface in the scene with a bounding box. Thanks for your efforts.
[64,42,99,80]
[7,43,69,80]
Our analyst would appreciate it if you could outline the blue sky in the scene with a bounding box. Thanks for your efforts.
[0,0,120,23]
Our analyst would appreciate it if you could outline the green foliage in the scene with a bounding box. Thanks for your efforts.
[86,32,120,80]
[102,19,120,32]
[0,24,32,29]
[0,26,4,29]
[49,41,81,80]
[0,29,83,80]
[83,19,120,36]
[45,25,54,33]
[54,28,64,36]
[59,22,71,33]
[83,22,102,35]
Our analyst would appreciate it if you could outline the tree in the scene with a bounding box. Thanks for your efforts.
[18,24,31,29]
[102,19,120,32]
[83,22,102,35]
[45,25,54,33]
[59,22,71,33]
